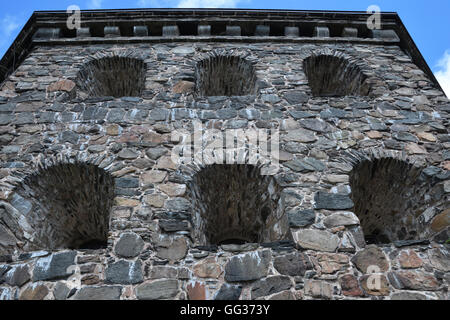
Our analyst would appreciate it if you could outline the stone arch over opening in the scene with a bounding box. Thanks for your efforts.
[194,49,258,97]
[348,154,446,244]
[9,160,115,251]
[188,164,288,245]
[76,52,146,98]
[303,50,372,97]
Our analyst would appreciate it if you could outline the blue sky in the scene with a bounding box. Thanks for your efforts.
[0,0,449,95]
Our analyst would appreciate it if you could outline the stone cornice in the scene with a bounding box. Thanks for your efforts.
[0,9,442,92]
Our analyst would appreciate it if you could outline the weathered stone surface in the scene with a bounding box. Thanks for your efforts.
[268,290,297,300]
[360,274,390,296]
[159,183,186,197]
[283,128,317,143]
[393,239,430,247]
[105,260,143,284]
[2,264,30,286]
[282,190,303,207]
[367,130,383,139]
[0,287,12,300]
[18,251,49,261]
[225,119,248,129]
[172,81,194,94]
[193,257,222,279]
[417,131,437,142]
[0,224,17,248]
[221,243,259,253]
[351,245,390,273]
[317,253,349,274]
[81,274,101,285]
[47,79,76,92]
[405,142,427,154]
[144,193,166,207]
[393,132,418,142]
[165,198,191,212]
[324,174,349,184]
[141,170,167,186]
[150,108,169,121]
[430,209,450,233]
[72,286,122,300]
[187,281,206,300]
[118,149,139,159]
[224,250,271,282]
[142,131,168,144]
[33,251,76,281]
[172,46,195,54]
[0,255,13,263]
[299,119,332,133]
[159,219,190,232]
[19,283,49,300]
[115,177,139,188]
[428,248,450,272]
[216,108,237,119]
[10,193,32,215]
[251,275,292,299]
[388,271,440,291]
[155,237,188,262]
[0,114,14,125]
[214,284,242,300]
[432,228,450,244]
[288,209,315,227]
[320,107,347,119]
[114,232,144,258]
[261,94,281,104]
[444,181,450,193]
[53,282,70,300]
[115,198,140,207]
[0,265,10,280]
[273,252,312,276]
[391,292,428,300]
[135,279,179,300]
[291,229,339,252]
[148,266,178,279]
[146,147,168,160]
[285,157,326,173]
[398,250,423,269]
[304,280,334,299]
[283,91,309,105]
[338,232,356,252]
[314,192,354,210]
[339,274,363,297]
[323,212,360,228]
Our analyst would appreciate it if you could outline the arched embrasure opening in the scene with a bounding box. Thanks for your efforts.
[349,157,439,244]
[76,56,146,97]
[195,54,257,97]
[189,164,288,245]
[303,53,371,97]
[14,162,115,250]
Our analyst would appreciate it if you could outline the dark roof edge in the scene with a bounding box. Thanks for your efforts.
[0,13,37,84]
[392,13,442,93]
[0,9,443,93]
[32,8,399,14]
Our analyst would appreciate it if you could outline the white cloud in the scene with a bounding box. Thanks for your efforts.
[87,0,104,9]
[0,15,21,56]
[177,0,241,8]
[1,16,21,37]
[435,50,450,98]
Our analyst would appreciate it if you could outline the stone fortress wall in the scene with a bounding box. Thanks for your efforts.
[0,9,448,300]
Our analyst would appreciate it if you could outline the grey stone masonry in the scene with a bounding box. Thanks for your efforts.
[0,9,448,301]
